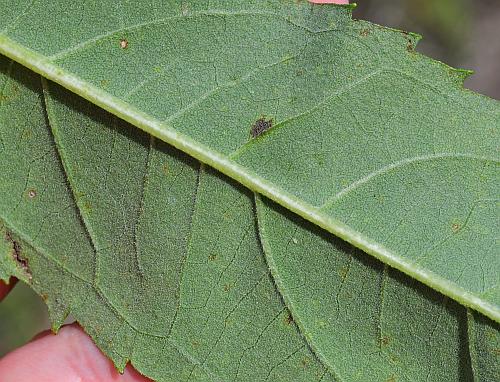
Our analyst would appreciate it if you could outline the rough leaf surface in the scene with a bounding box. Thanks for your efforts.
[0,1,498,319]
[0,1,499,381]
[1,58,499,382]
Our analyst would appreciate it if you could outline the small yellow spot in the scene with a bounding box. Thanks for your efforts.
[21,130,32,139]
[83,200,92,213]
[300,357,310,368]
[339,266,349,280]
[292,238,298,244]
[162,163,169,176]
[120,39,128,49]
[390,355,400,363]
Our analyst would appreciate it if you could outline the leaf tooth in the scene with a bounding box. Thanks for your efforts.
[450,67,475,85]
[46,297,71,333]
[110,353,129,374]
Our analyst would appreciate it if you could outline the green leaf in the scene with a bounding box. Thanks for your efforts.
[0,1,499,380]
[1,56,499,382]
[0,1,498,321]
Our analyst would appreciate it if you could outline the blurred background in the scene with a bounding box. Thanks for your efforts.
[1,0,499,357]
[354,0,500,99]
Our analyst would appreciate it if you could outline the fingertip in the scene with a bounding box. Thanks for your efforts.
[0,323,152,382]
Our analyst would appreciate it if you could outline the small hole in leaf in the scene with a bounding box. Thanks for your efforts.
[120,39,129,49]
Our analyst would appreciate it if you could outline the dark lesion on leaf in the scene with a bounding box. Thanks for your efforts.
[406,38,415,52]
[250,117,274,138]
[5,231,31,279]
[284,313,294,326]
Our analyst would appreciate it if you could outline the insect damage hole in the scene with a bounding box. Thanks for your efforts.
[251,117,274,138]
[27,189,37,199]
[119,38,129,49]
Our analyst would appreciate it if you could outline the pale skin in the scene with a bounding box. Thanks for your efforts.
[0,1,348,380]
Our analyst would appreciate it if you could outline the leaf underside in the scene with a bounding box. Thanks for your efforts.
[0,1,499,381]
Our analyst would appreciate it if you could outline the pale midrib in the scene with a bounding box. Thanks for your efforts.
[0,36,498,323]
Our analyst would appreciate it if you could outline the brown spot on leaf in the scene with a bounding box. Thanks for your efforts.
[223,283,232,292]
[5,231,31,278]
[452,223,461,233]
[406,39,414,52]
[284,313,294,325]
[28,189,37,199]
[360,29,370,37]
[251,117,273,138]
[162,163,169,176]
[380,335,391,347]
[120,39,129,49]
[386,376,397,382]
[208,254,218,261]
